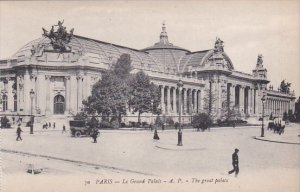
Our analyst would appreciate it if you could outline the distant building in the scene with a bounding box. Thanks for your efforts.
[0,22,296,123]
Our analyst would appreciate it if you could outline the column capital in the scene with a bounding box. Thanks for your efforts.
[76,75,83,80]
[64,76,71,80]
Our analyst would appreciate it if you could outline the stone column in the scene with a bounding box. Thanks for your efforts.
[172,87,177,114]
[193,90,197,113]
[64,76,71,114]
[239,86,245,114]
[7,78,14,111]
[160,85,165,114]
[247,88,251,115]
[249,88,253,115]
[77,75,83,112]
[36,74,43,114]
[183,88,187,114]
[189,89,193,114]
[45,75,51,115]
[30,74,37,115]
[23,73,31,115]
[197,90,201,113]
[230,85,235,109]
[166,86,171,114]
[16,76,21,112]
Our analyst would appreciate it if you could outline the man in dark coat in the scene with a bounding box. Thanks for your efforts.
[16,125,23,141]
[92,129,99,143]
[228,148,239,177]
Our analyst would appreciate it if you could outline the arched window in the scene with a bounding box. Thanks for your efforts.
[2,95,8,111]
[53,95,65,114]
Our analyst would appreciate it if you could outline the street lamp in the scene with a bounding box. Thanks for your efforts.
[30,89,35,134]
[177,80,184,146]
[261,92,266,137]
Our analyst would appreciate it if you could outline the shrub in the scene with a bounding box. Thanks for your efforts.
[74,112,87,121]
[99,120,111,128]
[1,116,10,128]
[166,117,174,126]
[155,115,163,126]
[110,119,120,129]
[191,113,213,131]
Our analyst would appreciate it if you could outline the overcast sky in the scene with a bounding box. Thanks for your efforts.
[0,1,299,97]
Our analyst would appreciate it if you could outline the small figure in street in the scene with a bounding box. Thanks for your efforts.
[175,122,179,130]
[233,121,236,128]
[62,124,66,133]
[53,122,56,129]
[228,148,239,177]
[150,124,153,131]
[16,125,23,141]
[162,123,165,131]
[49,122,51,128]
[91,128,99,143]
[153,128,160,140]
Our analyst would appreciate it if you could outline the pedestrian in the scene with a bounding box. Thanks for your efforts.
[91,128,99,143]
[53,122,56,129]
[153,128,160,140]
[228,148,239,177]
[233,121,236,128]
[175,122,179,130]
[62,124,66,133]
[162,123,165,131]
[49,122,51,128]
[16,125,23,141]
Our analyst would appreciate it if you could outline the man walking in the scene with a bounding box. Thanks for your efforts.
[91,128,99,143]
[16,125,23,141]
[62,124,66,133]
[228,148,239,177]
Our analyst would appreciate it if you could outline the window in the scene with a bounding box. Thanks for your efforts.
[2,95,8,111]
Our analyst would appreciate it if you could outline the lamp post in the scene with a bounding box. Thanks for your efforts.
[177,80,183,146]
[261,92,266,137]
[30,89,35,134]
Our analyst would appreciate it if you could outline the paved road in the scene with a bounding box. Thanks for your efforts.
[1,124,299,192]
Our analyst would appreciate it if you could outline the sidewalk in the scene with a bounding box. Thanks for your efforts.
[254,124,300,145]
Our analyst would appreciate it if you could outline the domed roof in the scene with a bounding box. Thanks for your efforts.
[13,35,165,73]
[142,22,190,52]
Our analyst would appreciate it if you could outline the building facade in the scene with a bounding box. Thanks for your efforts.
[0,22,296,123]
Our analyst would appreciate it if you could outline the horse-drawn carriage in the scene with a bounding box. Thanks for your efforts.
[268,117,285,135]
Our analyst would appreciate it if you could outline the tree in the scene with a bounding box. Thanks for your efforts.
[191,113,213,131]
[112,54,132,80]
[128,71,161,123]
[83,54,132,128]
[279,80,291,93]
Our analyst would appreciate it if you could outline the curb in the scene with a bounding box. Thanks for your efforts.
[1,149,155,176]
[253,136,300,145]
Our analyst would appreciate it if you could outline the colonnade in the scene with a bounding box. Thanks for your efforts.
[159,85,203,115]
[228,83,258,115]
[265,97,295,117]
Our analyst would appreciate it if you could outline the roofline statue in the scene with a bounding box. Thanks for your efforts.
[42,20,74,52]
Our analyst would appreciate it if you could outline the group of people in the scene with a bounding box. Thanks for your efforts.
[42,122,56,129]
[268,118,286,135]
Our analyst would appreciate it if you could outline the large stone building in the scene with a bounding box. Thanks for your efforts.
[0,22,296,123]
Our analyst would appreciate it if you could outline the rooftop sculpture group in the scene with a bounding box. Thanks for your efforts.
[42,20,74,52]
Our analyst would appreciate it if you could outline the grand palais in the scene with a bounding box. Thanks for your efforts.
[0,22,296,123]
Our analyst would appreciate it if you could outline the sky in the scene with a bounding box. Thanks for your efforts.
[0,0,299,96]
